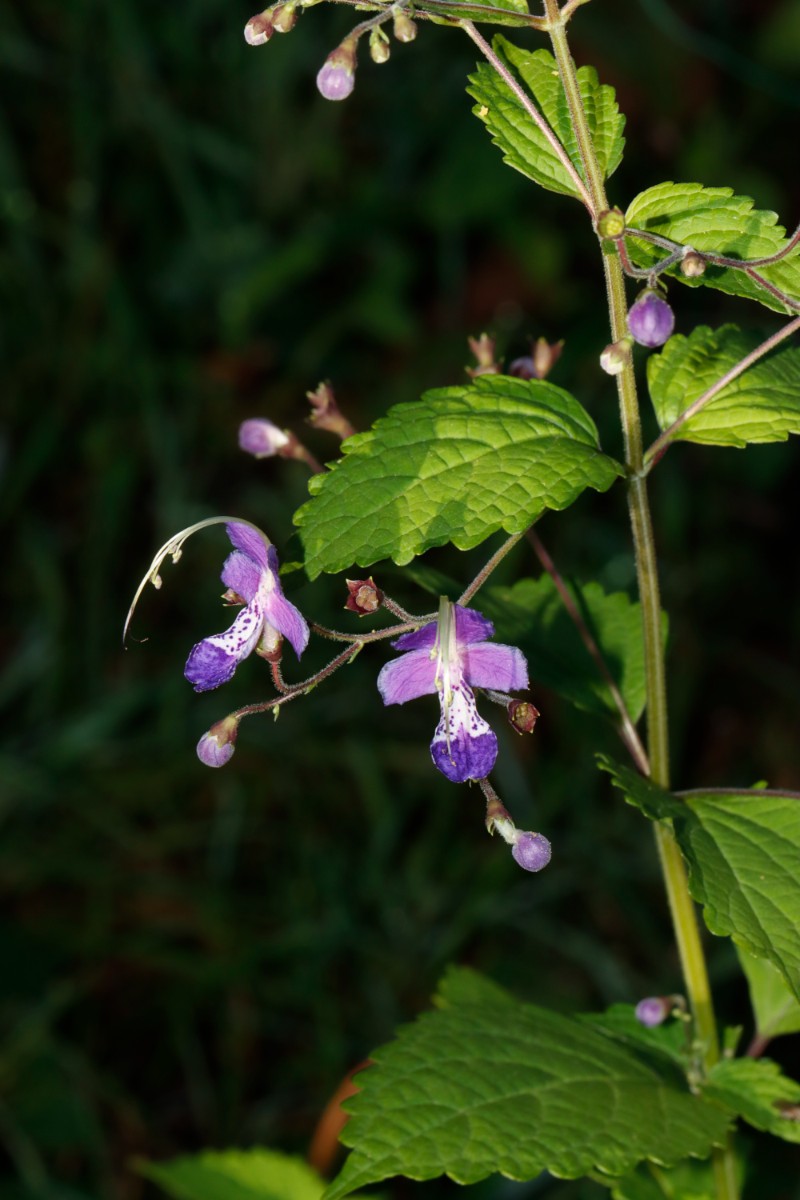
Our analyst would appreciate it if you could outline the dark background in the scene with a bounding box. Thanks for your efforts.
[2,0,800,1197]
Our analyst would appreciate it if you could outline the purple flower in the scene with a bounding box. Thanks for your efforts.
[184,523,309,692]
[196,716,239,768]
[377,598,528,783]
[635,996,672,1028]
[317,42,357,101]
[511,831,552,872]
[238,418,290,459]
[627,290,675,348]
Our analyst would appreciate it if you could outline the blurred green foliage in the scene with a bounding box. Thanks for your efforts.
[2,0,800,1197]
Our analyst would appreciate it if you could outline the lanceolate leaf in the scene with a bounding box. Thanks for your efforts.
[705,1058,800,1144]
[737,947,800,1041]
[647,324,800,448]
[624,183,800,314]
[295,376,622,579]
[324,969,731,1199]
[419,0,532,27]
[468,42,625,199]
[601,760,800,1001]
[137,1149,325,1200]
[482,576,666,722]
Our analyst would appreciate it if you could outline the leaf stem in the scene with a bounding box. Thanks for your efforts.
[526,528,649,774]
[459,21,593,212]
[542,8,738,1195]
[644,315,800,468]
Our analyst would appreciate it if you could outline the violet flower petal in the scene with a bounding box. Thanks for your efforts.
[462,642,529,692]
[391,604,494,653]
[184,604,264,692]
[262,589,309,659]
[226,522,271,570]
[429,683,498,782]
[390,621,437,653]
[377,648,438,705]
[221,550,262,603]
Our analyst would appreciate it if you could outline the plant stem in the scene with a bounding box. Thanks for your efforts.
[541,5,737,1193]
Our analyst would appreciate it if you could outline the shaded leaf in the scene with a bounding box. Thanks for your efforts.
[295,375,622,579]
[468,42,625,199]
[419,0,532,27]
[137,1150,325,1200]
[601,759,800,1001]
[483,576,666,722]
[737,947,800,1042]
[582,1003,690,1074]
[325,969,731,1198]
[706,1058,800,1144]
[647,324,800,448]
[609,1157,720,1200]
[624,183,800,314]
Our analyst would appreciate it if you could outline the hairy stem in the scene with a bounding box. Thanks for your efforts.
[458,530,526,605]
[541,5,736,1194]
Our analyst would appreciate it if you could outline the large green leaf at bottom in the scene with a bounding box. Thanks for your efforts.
[647,324,800,447]
[324,969,731,1199]
[137,1150,324,1200]
[601,760,800,1001]
[468,42,625,199]
[295,375,622,578]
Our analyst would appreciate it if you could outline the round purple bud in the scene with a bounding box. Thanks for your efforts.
[316,48,356,101]
[627,290,675,349]
[511,831,552,873]
[196,716,239,769]
[634,996,671,1028]
[238,417,290,458]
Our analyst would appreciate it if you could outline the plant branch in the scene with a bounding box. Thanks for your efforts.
[644,315,800,468]
[527,528,649,774]
[458,530,526,605]
[459,20,593,212]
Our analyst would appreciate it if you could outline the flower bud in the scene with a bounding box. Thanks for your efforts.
[627,290,675,348]
[244,11,275,44]
[596,207,626,238]
[508,699,540,734]
[509,338,563,381]
[306,382,355,440]
[466,333,500,378]
[196,716,239,768]
[238,418,291,458]
[634,996,672,1028]
[600,336,633,375]
[392,9,417,42]
[272,2,297,31]
[317,41,357,101]
[369,28,390,63]
[345,577,384,615]
[511,831,552,873]
[681,250,706,278]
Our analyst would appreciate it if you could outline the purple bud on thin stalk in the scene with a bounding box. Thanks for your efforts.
[238,418,291,459]
[634,996,672,1028]
[317,42,357,102]
[196,716,240,768]
[627,290,675,348]
[511,831,552,873]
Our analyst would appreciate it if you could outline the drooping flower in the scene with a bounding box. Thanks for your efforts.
[627,289,674,348]
[377,598,529,783]
[634,996,672,1028]
[184,522,308,692]
[196,716,240,768]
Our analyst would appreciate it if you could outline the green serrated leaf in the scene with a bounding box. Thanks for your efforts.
[419,0,531,27]
[468,41,625,199]
[324,973,731,1199]
[601,759,800,1001]
[582,1003,690,1074]
[737,946,800,1041]
[706,1057,800,1144]
[625,183,800,313]
[609,1156,720,1200]
[482,576,666,723]
[295,375,623,579]
[136,1150,325,1200]
[647,324,800,448]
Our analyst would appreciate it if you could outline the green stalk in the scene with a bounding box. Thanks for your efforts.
[541,3,736,1194]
